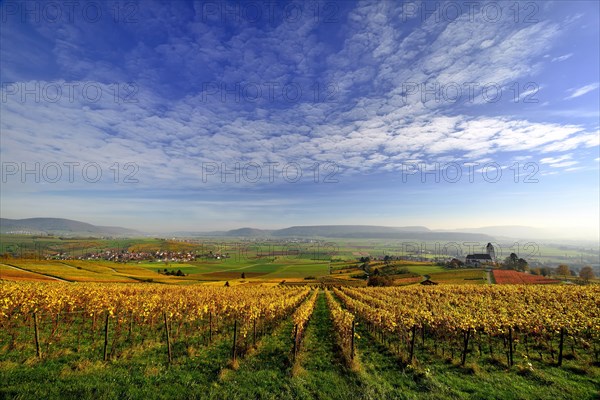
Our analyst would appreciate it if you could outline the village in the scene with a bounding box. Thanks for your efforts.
[45,249,230,263]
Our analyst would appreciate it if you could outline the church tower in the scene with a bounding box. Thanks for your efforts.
[486,243,495,263]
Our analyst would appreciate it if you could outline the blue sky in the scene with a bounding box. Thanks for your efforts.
[1,0,599,238]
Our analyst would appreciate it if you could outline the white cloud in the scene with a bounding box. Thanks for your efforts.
[565,83,600,100]
[540,155,572,164]
[552,53,573,62]
[549,161,578,168]
[2,83,597,192]
[542,132,599,152]
[519,85,542,101]
[1,2,598,195]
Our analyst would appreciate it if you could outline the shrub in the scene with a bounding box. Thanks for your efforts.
[367,275,393,286]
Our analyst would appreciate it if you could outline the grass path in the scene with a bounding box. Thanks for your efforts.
[290,291,364,399]
[211,291,366,399]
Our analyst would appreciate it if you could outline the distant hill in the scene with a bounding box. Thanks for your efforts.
[0,218,142,237]
[80,224,588,243]
[272,225,431,237]
[435,226,555,240]
[270,225,491,241]
[226,227,274,237]
[177,224,492,241]
[2,219,506,241]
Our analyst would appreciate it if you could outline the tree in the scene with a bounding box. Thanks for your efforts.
[447,258,464,269]
[503,253,519,269]
[367,275,393,287]
[361,258,371,273]
[224,281,230,287]
[517,258,528,272]
[579,266,595,282]
[556,264,570,277]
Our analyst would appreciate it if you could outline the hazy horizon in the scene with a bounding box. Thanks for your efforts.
[2,216,599,243]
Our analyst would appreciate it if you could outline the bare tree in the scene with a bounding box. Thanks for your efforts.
[579,266,595,283]
[556,264,570,278]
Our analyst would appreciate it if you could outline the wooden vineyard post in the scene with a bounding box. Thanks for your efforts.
[232,320,238,362]
[409,325,417,363]
[461,328,471,366]
[558,327,565,366]
[508,326,514,367]
[253,318,257,348]
[293,324,299,358]
[128,311,134,341]
[350,320,356,360]
[33,312,41,359]
[103,311,109,361]
[421,325,426,353]
[209,312,212,344]
[164,312,172,364]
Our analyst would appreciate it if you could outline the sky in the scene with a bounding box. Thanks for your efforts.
[0,0,599,239]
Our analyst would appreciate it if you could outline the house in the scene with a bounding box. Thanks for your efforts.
[465,254,493,266]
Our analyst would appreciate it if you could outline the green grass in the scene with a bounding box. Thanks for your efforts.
[0,336,237,399]
[140,262,211,275]
[402,264,447,275]
[263,261,330,279]
[208,317,297,399]
[289,292,364,398]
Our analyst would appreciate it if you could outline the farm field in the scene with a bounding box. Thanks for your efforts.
[2,256,596,287]
[0,282,598,399]
[493,269,561,285]
[428,269,487,284]
[0,264,58,282]
[0,258,331,284]
[0,261,136,283]
[2,234,599,268]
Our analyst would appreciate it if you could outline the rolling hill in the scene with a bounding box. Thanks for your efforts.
[1,218,521,241]
[0,218,142,237]
[218,225,493,241]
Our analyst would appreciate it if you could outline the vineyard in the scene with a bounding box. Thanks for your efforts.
[332,286,600,367]
[492,269,561,284]
[1,282,599,399]
[0,283,311,364]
